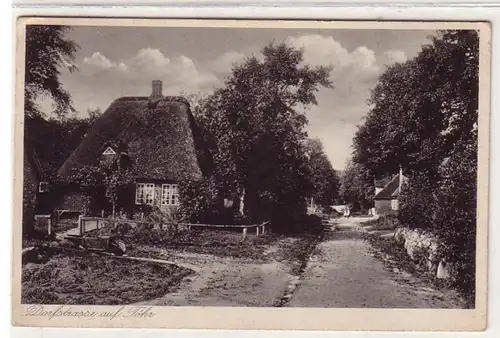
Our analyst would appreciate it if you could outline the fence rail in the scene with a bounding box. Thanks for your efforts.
[74,216,269,240]
[179,221,269,239]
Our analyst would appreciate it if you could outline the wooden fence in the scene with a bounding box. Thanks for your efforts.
[76,216,111,236]
[72,216,269,240]
[179,221,269,239]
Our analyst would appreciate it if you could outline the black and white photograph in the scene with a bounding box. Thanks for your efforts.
[13,18,490,331]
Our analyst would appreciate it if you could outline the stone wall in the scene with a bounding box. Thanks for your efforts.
[394,227,455,281]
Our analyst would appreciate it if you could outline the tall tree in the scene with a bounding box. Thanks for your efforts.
[304,138,340,208]
[339,160,374,211]
[192,42,333,230]
[353,30,479,180]
[24,25,79,119]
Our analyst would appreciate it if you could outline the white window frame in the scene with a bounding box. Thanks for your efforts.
[38,181,49,193]
[135,183,155,205]
[391,199,399,211]
[161,184,179,206]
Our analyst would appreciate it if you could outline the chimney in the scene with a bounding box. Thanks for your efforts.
[150,80,163,100]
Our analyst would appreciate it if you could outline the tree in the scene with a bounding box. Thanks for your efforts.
[339,160,374,211]
[61,155,134,217]
[350,30,479,296]
[193,42,333,231]
[353,30,478,181]
[303,139,340,208]
[24,108,102,180]
[24,25,79,119]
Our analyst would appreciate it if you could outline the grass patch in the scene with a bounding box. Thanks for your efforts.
[94,223,278,260]
[52,219,79,233]
[22,253,194,305]
[362,215,399,231]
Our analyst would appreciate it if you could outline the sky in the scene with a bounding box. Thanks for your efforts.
[43,26,437,170]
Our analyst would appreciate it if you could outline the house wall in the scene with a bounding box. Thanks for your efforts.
[375,198,400,215]
[56,190,93,214]
[133,182,179,220]
[23,152,38,236]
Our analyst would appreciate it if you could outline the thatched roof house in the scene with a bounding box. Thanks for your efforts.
[57,80,211,216]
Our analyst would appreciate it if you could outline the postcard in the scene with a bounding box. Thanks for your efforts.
[12,17,490,331]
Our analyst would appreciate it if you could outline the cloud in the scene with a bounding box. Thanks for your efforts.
[211,51,246,73]
[384,50,407,64]
[285,35,381,79]
[80,48,220,95]
[83,52,127,72]
[74,35,409,169]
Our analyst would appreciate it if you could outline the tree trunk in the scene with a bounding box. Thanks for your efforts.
[239,188,246,216]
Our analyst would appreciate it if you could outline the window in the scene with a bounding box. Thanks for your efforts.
[161,184,179,206]
[38,181,49,193]
[391,199,399,211]
[135,183,155,205]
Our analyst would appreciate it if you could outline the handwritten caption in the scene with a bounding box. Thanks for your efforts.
[24,305,156,320]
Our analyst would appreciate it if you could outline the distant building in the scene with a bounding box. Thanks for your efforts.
[373,167,408,215]
[57,80,211,217]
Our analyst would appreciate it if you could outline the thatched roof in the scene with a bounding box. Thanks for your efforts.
[58,91,210,182]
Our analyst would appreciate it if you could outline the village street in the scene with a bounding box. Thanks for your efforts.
[140,217,467,309]
[286,217,466,308]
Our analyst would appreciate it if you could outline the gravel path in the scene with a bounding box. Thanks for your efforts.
[287,217,467,308]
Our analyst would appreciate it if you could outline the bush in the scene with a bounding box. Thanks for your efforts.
[176,177,226,224]
[398,171,437,230]
[433,138,477,296]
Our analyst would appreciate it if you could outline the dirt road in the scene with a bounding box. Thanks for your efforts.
[286,217,467,308]
[143,217,466,308]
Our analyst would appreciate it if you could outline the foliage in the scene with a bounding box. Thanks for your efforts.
[339,160,374,211]
[433,134,477,295]
[60,155,135,215]
[25,108,102,180]
[193,42,333,231]
[353,30,478,179]
[25,25,79,119]
[176,177,223,223]
[350,30,479,298]
[397,171,437,230]
[303,139,340,208]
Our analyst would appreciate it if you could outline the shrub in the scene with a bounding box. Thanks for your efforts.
[176,177,224,223]
[433,137,477,296]
[398,171,437,230]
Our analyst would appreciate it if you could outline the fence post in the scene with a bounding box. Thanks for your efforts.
[78,215,83,236]
[47,217,52,236]
[242,227,247,240]
[262,224,266,235]
[101,209,104,218]
[256,226,260,236]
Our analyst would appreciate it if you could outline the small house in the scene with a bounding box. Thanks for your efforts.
[56,80,211,218]
[373,167,408,215]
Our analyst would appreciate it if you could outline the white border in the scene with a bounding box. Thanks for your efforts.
[5,4,500,338]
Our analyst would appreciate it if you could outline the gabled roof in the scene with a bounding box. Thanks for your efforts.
[374,173,409,200]
[375,176,392,188]
[58,95,211,182]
